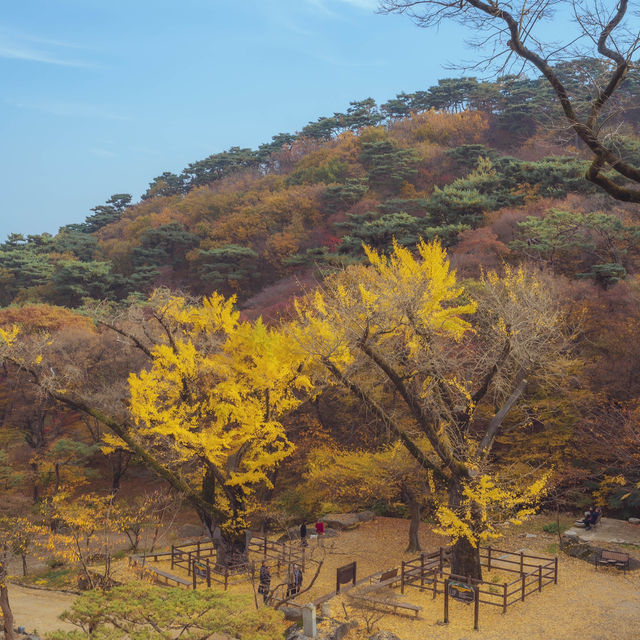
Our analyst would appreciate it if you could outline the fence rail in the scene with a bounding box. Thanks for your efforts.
[129,534,305,590]
[397,545,557,629]
[247,534,306,573]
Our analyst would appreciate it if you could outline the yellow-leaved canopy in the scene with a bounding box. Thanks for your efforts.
[128,292,311,534]
[293,238,476,376]
[291,238,566,579]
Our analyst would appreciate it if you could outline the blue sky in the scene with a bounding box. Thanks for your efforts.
[0,0,561,239]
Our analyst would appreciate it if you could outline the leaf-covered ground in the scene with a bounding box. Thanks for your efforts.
[6,515,640,639]
[5,584,77,635]
[301,516,640,640]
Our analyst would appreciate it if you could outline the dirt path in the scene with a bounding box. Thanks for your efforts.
[6,584,77,636]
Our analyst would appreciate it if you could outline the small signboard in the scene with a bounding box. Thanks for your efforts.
[193,561,208,579]
[449,580,475,603]
[336,561,357,593]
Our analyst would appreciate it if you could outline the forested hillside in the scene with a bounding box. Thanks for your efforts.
[2,60,640,550]
[2,62,640,311]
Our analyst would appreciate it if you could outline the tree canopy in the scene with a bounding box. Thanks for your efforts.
[293,239,567,577]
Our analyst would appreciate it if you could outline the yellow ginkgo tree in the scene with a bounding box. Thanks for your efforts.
[0,290,311,565]
[292,239,568,578]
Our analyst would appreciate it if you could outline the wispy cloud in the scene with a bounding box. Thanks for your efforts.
[280,16,313,37]
[0,28,95,68]
[5,98,128,121]
[307,0,379,12]
[0,44,94,68]
[310,51,386,67]
[89,148,117,158]
[335,0,379,8]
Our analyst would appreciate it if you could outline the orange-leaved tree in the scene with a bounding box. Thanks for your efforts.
[292,239,568,578]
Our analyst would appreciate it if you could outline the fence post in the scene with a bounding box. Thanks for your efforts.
[171,545,175,570]
[421,554,425,587]
[487,546,492,571]
[474,584,479,630]
[206,559,211,588]
[263,536,267,558]
[187,551,192,576]
[554,557,558,584]
[521,573,525,601]
[538,565,542,592]
[520,551,524,575]
[401,561,405,595]
[503,583,507,614]
[444,577,449,624]
[439,547,444,573]
[192,559,197,590]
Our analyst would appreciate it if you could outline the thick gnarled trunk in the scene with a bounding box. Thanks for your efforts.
[448,477,482,580]
[450,536,481,581]
[198,468,248,569]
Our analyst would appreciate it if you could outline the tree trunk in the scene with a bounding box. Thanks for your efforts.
[450,536,481,581]
[404,492,422,553]
[448,477,482,580]
[198,469,248,569]
[0,562,15,640]
[211,528,248,568]
[110,450,131,494]
[31,461,39,504]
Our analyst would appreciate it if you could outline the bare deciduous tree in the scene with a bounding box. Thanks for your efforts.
[380,0,640,202]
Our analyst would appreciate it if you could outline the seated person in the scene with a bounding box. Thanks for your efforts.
[581,506,597,530]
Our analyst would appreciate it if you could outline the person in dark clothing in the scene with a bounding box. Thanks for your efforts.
[582,506,597,530]
[293,563,303,595]
[258,561,271,603]
[300,522,308,546]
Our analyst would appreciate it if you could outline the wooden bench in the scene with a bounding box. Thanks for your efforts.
[595,550,630,574]
[149,567,192,588]
[347,591,422,618]
[370,568,398,585]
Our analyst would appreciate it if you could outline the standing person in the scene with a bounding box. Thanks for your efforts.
[258,561,271,604]
[315,520,324,546]
[300,522,308,546]
[293,563,303,596]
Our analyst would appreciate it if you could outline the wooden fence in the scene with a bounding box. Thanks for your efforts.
[247,534,306,574]
[129,535,305,591]
[398,546,557,629]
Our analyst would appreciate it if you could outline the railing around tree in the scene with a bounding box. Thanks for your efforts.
[398,546,557,630]
[129,535,305,590]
